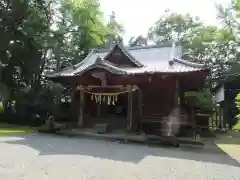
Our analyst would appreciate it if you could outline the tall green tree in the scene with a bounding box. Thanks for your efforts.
[0,0,47,91]
[0,0,119,116]
[48,0,107,66]
[148,9,202,44]
[212,0,240,82]
[103,11,125,48]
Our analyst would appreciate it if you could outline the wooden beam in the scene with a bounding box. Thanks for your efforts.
[192,107,196,139]
[127,85,133,131]
[78,88,85,127]
[179,81,185,106]
[219,106,222,129]
[136,88,142,132]
[70,87,76,122]
[175,78,180,107]
[215,108,218,128]
[138,88,142,118]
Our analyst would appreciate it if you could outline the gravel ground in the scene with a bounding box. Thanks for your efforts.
[0,133,239,180]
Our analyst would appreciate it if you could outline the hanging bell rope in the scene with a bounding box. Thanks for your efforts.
[76,85,138,105]
[76,85,138,96]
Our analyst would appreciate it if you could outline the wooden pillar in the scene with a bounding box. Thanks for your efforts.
[217,106,220,129]
[222,102,227,129]
[70,87,77,123]
[192,107,196,139]
[219,105,222,129]
[174,78,180,122]
[179,82,185,107]
[211,113,214,128]
[127,85,133,131]
[97,103,101,117]
[138,88,142,117]
[175,78,180,107]
[131,87,142,132]
[216,106,218,128]
[78,86,85,127]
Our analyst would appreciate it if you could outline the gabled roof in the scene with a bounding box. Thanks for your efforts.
[45,43,209,78]
[103,43,144,67]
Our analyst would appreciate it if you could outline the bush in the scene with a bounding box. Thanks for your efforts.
[232,121,240,131]
[235,93,240,119]
[0,102,3,113]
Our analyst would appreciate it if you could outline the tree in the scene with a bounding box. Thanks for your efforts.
[47,0,107,66]
[0,0,119,122]
[212,0,240,82]
[148,9,202,44]
[182,26,235,73]
[0,0,45,98]
[128,35,148,47]
[147,8,238,84]
[103,11,125,48]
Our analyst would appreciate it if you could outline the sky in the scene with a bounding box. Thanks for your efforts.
[100,0,231,42]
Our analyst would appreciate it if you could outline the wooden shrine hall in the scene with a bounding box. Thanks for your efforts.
[46,43,209,136]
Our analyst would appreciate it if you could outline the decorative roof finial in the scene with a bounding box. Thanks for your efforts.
[95,53,102,64]
[169,35,177,66]
[170,40,176,59]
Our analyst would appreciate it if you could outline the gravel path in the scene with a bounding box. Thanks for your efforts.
[0,133,239,180]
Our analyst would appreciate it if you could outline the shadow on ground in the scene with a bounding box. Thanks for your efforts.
[3,133,240,167]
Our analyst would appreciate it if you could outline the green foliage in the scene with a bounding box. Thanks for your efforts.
[147,6,240,86]
[185,90,214,111]
[0,127,35,134]
[148,9,202,43]
[232,121,240,131]
[0,0,125,124]
[60,0,106,57]
[0,101,3,113]
[235,93,240,119]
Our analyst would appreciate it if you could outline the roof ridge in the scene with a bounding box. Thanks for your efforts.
[128,43,175,50]
[93,42,178,52]
[172,58,207,68]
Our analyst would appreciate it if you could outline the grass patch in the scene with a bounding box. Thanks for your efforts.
[0,127,35,135]
[216,143,240,157]
[215,134,240,157]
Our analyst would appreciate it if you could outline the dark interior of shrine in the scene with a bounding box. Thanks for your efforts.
[84,93,129,131]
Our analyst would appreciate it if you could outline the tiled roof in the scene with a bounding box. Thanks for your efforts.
[45,43,209,78]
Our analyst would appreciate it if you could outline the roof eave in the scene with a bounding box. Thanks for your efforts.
[75,58,127,76]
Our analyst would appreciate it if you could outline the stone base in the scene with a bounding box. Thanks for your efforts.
[94,123,109,134]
